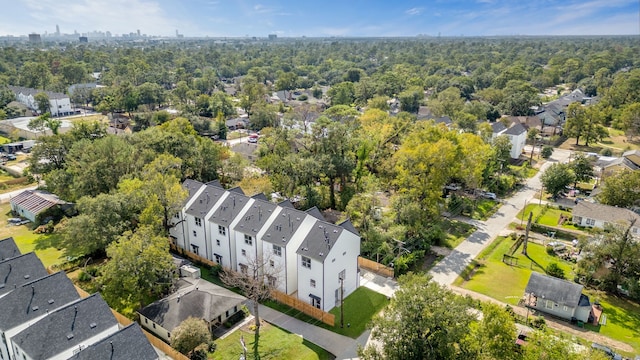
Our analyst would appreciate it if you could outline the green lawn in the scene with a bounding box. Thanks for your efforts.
[0,203,64,268]
[459,236,575,305]
[516,203,581,232]
[583,292,640,354]
[210,323,332,360]
[0,136,10,144]
[443,218,475,248]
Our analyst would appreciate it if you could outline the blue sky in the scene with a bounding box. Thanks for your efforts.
[1,0,638,37]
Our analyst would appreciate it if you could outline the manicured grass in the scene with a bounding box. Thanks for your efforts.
[517,203,575,228]
[583,291,640,354]
[0,203,64,268]
[0,136,10,144]
[328,286,389,338]
[460,236,575,305]
[472,199,500,220]
[442,218,475,248]
[211,323,332,360]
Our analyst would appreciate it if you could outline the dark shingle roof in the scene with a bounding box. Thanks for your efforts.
[504,123,527,136]
[0,253,48,297]
[252,193,269,201]
[305,206,326,221]
[0,237,20,261]
[229,186,245,194]
[278,199,295,209]
[13,293,118,360]
[8,85,69,100]
[434,116,453,126]
[262,208,308,246]
[183,179,204,200]
[491,122,507,134]
[209,193,250,227]
[185,184,226,218]
[205,180,223,188]
[0,271,79,331]
[572,202,640,226]
[338,219,360,236]
[297,220,343,261]
[10,190,69,216]
[138,278,245,332]
[67,323,158,360]
[525,272,586,308]
[233,199,278,237]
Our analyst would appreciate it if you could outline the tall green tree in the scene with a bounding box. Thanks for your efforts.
[598,170,640,207]
[34,92,50,114]
[540,163,575,199]
[328,81,356,106]
[171,317,211,357]
[570,153,594,188]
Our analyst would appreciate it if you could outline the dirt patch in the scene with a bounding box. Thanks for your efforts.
[421,251,443,271]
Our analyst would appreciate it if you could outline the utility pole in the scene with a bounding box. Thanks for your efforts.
[340,276,344,328]
[522,211,532,256]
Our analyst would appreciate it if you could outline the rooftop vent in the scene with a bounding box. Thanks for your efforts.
[67,333,74,340]
[48,299,54,304]
[31,306,39,311]
[24,274,30,279]
[89,322,97,329]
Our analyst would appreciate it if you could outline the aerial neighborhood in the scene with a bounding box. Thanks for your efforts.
[0,17,639,360]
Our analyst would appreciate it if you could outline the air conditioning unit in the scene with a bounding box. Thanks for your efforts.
[180,265,201,279]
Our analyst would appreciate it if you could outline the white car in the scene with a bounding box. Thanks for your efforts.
[483,192,497,200]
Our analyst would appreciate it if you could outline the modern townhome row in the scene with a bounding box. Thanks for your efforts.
[170,180,361,312]
[0,237,158,360]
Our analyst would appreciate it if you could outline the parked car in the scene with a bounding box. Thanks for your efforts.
[248,134,259,143]
[483,192,497,200]
[7,218,21,224]
[591,343,622,360]
[6,154,16,160]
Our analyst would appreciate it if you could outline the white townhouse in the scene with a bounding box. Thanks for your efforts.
[182,184,229,259]
[231,195,281,275]
[296,218,360,311]
[169,179,206,250]
[8,86,72,117]
[207,189,252,269]
[260,202,318,294]
[491,121,527,159]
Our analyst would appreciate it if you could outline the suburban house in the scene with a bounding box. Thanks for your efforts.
[172,179,362,311]
[296,218,360,311]
[0,116,74,139]
[67,323,158,360]
[524,272,592,323]
[8,85,72,117]
[434,116,453,127]
[10,189,73,224]
[601,150,640,179]
[0,252,48,298]
[138,276,246,343]
[0,237,20,261]
[491,122,527,159]
[536,89,589,127]
[11,293,120,360]
[572,202,640,236]
[0,272,80,360]
[1,140,36,154]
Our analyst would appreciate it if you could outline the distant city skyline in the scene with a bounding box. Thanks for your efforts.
[1,0,639,38]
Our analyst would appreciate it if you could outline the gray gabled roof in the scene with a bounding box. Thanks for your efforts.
[185,184,226,218]
[13,293,118,360]
[305,206,326,221]
[572,202,640,226]
[252,193,269,201]
[491,122,507,134]
[278,199,295,209]
[297,220,344,262]
[233,199,278,237]
[67,323,158,360]
[504,123,527,136]
[209,192,249,227]
[10,190,70,216]
[262,207,308,246]
[182,179,204,200]
[434,116,453,126]
[338,219,360,236]
[138,277,245,332]
[525,272,585,308]
[0,271,80,331]
[0,237,20,261]
[0,252,48,297]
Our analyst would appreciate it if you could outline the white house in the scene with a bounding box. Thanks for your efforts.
[572,202,640,236]
[207,189,252,269]
[182,183,229,259]
[0,272,80,360]
[169,179,207,250]
[296,219,360,311]
[491,121,527,159]
[11,294,119,360]
[261,203,317,294]
[8,86,72,117]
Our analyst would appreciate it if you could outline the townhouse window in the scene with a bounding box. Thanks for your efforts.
[195,217,202,227]
[302,256,311,269]
[273,244,282,256]
[191,244,199,255]
[310,279,316,288]
[242,249,246,256]
[268,276,277,287]
[338,270,345,281]
[216,239,221,246]
[153,323,156,329]
[633,227,638,234]
[192,230,197,237]
[270,260,274,267]
[244,234,253,245]
[218,225,226,236]
[240,264,248,274]
[174,212,180,219]
[545,300,553,309]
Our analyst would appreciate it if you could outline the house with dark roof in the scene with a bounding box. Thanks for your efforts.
[572,202,640,236]
[183,184,229,260]
[138,277,246,343]
[490,121,527,159]
[169,180,205,250]
[0,252,48,299]
[601,150,640,179]
[8,85,72,117]
[0,272,80,360]
[67,323,158,360]
[233,197,281,274]
[11,293,119,360]
[296,219,360,311]
[434,116,453,127]
[0,237,20,261]
[10,189,73,224]
[208,190,251,269]
[524,272,592,323]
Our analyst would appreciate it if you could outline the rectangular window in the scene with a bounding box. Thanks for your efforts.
[338,270,345,281]
[633,227,638,234]
[242,249,246,256]
[302,256,311,269]
[563,305,568,312]
[545,300,554,309]
[311,296,321,309]
[244,234,253,245]
[269,260,274,267]
[192,230,197,237]
[273,244,282,256]
[153,323,156,329]
[310,279,316,288]
[216,239,220,246]
[195,217,202,227]
[191,244,199,255]
[240,264,248,274]
[174,212,180,219]
[218,225,226,236]
[268,276,276,287]
[215,254,222,264]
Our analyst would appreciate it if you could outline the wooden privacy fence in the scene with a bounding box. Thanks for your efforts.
[358,256,394,278]
[170,243,217,267]
[271,290,335,326]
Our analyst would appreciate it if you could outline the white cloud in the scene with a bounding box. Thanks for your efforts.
[405,7,423,16]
